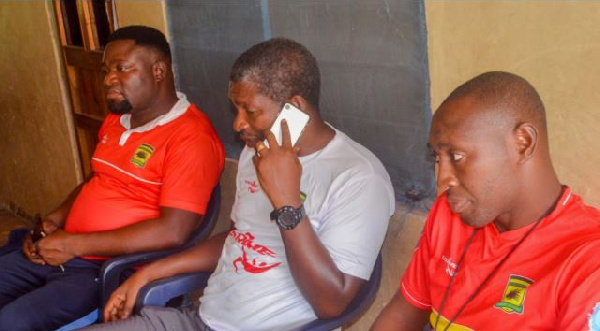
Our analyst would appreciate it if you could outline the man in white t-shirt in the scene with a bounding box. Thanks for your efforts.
[86,37,395,331]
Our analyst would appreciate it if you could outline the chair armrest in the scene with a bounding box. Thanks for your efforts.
[99,247,188,308]
[134,272,212,314]
[99,185,221,308]
[293,253,383,331]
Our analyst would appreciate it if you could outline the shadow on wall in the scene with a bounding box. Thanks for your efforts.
[166,0,435,206]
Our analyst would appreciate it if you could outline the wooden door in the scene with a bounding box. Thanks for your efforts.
[53,0,117,177]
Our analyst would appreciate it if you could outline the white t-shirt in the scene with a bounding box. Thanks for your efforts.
[199,129,395,331]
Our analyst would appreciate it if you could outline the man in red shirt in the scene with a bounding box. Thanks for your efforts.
[372,71,600,331]
[0,26,224,330]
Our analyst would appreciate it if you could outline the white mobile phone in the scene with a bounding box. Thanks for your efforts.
[266,103,310,147]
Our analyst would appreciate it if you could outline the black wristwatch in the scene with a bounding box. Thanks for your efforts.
[270,205,306,230]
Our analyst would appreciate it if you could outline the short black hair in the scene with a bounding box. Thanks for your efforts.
[444,71,547,132]
[107,25,171,59]
[230,38,321,109]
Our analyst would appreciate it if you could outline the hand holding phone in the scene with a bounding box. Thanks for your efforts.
[30,214,65,271]
[254,103,307,209]
[266,103,310,148]
[30,214,45,243]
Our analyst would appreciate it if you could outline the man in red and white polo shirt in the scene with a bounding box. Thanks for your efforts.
[0,26,224,330]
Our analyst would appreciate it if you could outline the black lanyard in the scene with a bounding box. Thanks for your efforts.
[433,218,544,331]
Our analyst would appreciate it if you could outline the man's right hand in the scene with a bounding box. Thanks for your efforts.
[104,271,150,322]
[22,233,45,264]
[22,216,60,264]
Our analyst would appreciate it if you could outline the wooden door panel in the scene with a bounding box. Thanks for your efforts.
[54,1,116,178]
[62,45,107,177]
[64,45,102,69]
[64,46,106,117]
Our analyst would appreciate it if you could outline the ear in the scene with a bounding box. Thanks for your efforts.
[513,122,538,164]
[152,60,168,83]
[288,95,310,114]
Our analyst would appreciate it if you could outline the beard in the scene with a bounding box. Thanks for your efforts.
[238,129,266,147]
[107,99,133,115]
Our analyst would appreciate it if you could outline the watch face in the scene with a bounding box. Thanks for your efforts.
[280,212,299,228]
[272,205,305,230]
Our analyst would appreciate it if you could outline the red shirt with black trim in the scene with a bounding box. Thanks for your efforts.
[401,188,600,330]
[65,98,224,237]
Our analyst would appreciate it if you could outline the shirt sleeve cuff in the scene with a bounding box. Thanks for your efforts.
[400,281,432,311]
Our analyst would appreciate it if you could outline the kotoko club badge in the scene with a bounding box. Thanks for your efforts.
[131,143,155,168]
[494,274,534,314]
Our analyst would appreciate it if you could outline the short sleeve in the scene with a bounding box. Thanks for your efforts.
[399,198,443,311]
[555,240,600,330]
[159,128,224,215]
[316,173,394,280]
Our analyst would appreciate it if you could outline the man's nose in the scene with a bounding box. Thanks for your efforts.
[436,160,459,193]
[104,70,117,87]
[233,112,249,132]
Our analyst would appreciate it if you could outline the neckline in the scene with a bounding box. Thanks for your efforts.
[434,187,571,330]
[482,186,573,241]
[298,126,340,164]
[117,92,190,146]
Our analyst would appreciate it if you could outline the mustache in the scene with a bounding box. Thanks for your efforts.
[239,129,266,142]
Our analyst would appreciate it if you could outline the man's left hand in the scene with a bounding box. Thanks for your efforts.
[253,119,303,209]
[35,229,77,266]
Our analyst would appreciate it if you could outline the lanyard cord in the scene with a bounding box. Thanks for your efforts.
[433,228,479,331]
[433,217,545,331]
[433,187,565,330]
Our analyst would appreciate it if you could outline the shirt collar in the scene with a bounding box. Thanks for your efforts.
[485,186,574,240]
[118,92,190,146]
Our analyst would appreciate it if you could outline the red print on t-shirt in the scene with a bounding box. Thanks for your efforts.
[230,230,281,274]
[245,180,259,193]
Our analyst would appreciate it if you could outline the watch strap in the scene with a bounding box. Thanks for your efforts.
[270,205,306,230]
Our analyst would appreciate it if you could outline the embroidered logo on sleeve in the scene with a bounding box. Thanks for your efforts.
[494,274,534,314]
[245,180,260,193]
[131,143,155,168]
[230,230,281,274]
[442,255,459,277]
[300,191,307,202]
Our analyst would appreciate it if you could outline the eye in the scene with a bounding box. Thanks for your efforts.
[451,153,465,162]
[117,65,130,72]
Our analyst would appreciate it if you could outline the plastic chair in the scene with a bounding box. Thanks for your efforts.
[135,251,383,331]
[57,184,221,330]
